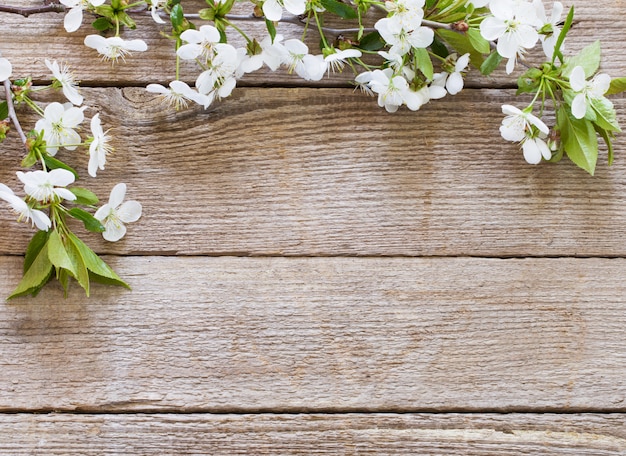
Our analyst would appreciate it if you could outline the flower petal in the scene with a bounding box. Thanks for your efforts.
[109,183,127,208]
[117,200,142,223]
[571,93,587,119]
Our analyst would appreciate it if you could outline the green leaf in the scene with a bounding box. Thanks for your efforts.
[265,18,277,43]
[24,230,50,273]
[562,40,601,79]
[594,124,615,166]
[430,36,449,59]
[69,187,99,206]
[467,27,490,54]
[590,97,621,133]
[65,233,90,296]
[170,4,185,31]
[606,77,626,96]
[68,233,130,289]
[436,29,483,69]
[92,17,114,32]
[414,47,433,80]
[47,230,77,277]
[558,105,598,175]
[359,31,385,51]
[42,155,79,180]
[0,101,8,120]
[551,5,573,64]
[8,239,54,299]
[319,0,358,19]
[480,51,502,76]
[68,208,105,233]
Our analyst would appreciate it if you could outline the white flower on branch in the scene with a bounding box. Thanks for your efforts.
[375,17,434,56]
[480,0,540,74]
[17,169,77,204]
[533,0,563,59]
[569,66,611,120]
[60,0,105,33]
[262,0,306,22]
[195,43,242,99]
[499,104,551,164]
[0,184,51,231]
[88,113,114,177]
[177,25,221,61]
[324,48,362,74]
[147,80,212,110]
[84,35,148,63]
[34,102,86,156]
[95,183,142,242]
[45,59,83,106]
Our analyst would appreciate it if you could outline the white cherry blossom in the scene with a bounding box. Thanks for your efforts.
[0,184,51,231]
[60,0,106,33]
[569,65,611,119]
[367,68,410,113]
[95,183,142,242]
[147,80,211,110]
[34,102,86,156]
[17,169,76,204]
[45,59,83,106]
[324,48,362,74]
[262,0,306,21]
[499,104,549,142]
[533,0,563,59]
[522,136,551,164]
[375,17,434,56]
[84,35,148,63]
[88,113,113,177]
[195,43,242,98]
[177,25,221,60]
[439,53,471,95]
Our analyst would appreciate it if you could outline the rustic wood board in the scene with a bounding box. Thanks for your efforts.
[1,413,625,455]
[2,1,626,87]
[1,87,625,257]
[1,256,626,412]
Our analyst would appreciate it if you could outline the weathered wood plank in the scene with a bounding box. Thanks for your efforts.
[1,87,625,256]
[1,413,625,455]
[1,1,625,86]
[1,256,625,412]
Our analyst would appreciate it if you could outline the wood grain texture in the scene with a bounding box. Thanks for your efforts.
[1,413,625,455]
[2,87,625,257]
[1,256,626,412]
[1,1,625,87]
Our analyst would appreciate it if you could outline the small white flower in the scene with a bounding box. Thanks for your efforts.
[84,35,148,63]
[195,43,241,98]
[94,183,142,242]
[60,0,106,33]
[262,0,306,21]
[0,184,51,231]
[368,68,410,113]
[0,56,12,82]
[384,0,425,30]
[45,59,83,106]
[499,104,548,142]
[177,25,221,60]
[16,169,77,204]
[569,65,611,120]
[522,136,551,164]
[34,102,86,156]
[149,0,167,24]
[88,113,113,177]
[375,17,434,56]
[324,48,362,74]
[533,0,563,59]
[147,80,210,110]
[441,53,470,95]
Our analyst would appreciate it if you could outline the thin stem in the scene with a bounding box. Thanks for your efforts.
[3,80,28,151]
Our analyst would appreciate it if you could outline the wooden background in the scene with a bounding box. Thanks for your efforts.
[2,0,626,453]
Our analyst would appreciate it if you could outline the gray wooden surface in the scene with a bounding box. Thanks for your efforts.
[1,0,626,453]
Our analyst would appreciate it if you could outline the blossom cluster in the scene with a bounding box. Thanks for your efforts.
[0,54,142,297]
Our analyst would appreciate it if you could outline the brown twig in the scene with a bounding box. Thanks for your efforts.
[0,3,66,17]
[3,80,29,152]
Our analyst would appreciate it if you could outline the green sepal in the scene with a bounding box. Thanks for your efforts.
[0,101,8,120]
[198,7,215,21]
[69,187,100,207]
[415,47,433,80]
[557,105,598,175]
[480,51,502,76]
[117,11,136,29]
[467,28,490,54]
[94,4,115,19]
[320,0,358,18]
[606,77,626,96]
[68,208,105,233]
[68,232,130,290]
[359,31,385,51]
[42,155,79,180]
[562,40,601,79]
[7,236,54,299]
[516,67,543,95]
